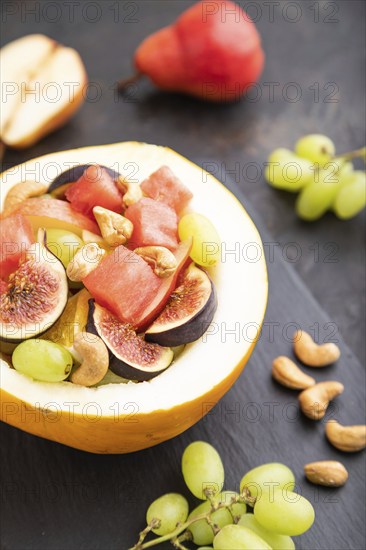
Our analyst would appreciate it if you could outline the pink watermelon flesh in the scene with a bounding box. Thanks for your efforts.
[141,165,193,213]
[83,245,162,326]
[125,197,178,251]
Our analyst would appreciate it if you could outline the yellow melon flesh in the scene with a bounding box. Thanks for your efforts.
[0,142,268,453]
[43,289,91,348]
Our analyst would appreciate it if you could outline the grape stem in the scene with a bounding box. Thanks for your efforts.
[135,519,161,547]
[130,488,255,550]
[171,531,192,549]
[171,540,188,550]
[335,146,366,163]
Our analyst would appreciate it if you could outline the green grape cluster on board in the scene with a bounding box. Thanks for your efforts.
[131,441,315,549]
[265,134,366,221]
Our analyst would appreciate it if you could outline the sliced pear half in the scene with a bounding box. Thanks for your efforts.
[0,34,87,148]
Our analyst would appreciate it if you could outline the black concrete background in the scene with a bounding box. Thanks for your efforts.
[0,1,365,549]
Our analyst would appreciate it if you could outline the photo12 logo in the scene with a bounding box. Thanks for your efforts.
[1,1,140,24]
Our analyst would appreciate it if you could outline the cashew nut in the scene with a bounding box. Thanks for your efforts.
[304,460,348,487]
[70,332,109,386]
[66,243,105,281]
[272,356,316,390]
[3,180,49,215]
[116,176,143,207]
[81,229,105,245]
[134,246,177,278]
[93,206,133,247]
[293,330,340,367]
[325,419,366,452]
[298,381,344,420]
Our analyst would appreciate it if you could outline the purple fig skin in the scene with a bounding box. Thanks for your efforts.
[87,300,173,382]
[48,164,121,193]
[145,279,217,347]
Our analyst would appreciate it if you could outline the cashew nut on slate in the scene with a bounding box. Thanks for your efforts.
[272,356,316,390]
[298,381,344,420]
[325,419,366,452]
[293,330,340,367]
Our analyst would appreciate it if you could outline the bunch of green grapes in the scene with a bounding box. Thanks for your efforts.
[265,134,366,221]
[133,441,315,549]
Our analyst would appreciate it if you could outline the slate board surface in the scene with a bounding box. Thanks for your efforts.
[1,0,365,363]
[0,183,365,550]
[0,1,365,549]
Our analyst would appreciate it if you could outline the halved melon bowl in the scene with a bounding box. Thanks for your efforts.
[0,142,268,453]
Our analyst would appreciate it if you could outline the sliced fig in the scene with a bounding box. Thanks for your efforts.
[87,301,174,381]
[145,264,217,347]
[0,230,68,343]
[135,238,192,330]
[48,164,121,193]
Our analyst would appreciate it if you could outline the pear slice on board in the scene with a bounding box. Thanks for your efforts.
[0,34,87,149]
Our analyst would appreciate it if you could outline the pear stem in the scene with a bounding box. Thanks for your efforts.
[117,73,143,93]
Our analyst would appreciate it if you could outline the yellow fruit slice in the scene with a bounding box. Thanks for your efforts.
[43,288,91,348]
[0,142,268,454]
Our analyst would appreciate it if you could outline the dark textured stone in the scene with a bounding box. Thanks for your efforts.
[0,2,365,549]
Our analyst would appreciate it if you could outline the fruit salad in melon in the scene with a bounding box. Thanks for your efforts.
[0,142,267,453]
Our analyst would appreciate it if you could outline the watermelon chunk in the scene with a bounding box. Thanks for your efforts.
[65,165,123,216]
[83,245,161,326]
[141,166,193,213]
[125,198,178,250]
[83,240,192,330]
[12,197,100,235]
[0,213,35,279]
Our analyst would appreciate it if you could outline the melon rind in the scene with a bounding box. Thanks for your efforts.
[0,142,268,453]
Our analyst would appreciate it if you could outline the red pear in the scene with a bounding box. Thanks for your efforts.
[125,0,264,102]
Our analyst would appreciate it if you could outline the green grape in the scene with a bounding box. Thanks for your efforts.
[146,493,188,536]
[295,161,350,221]
[254,489,315,536]
[265,148,313,191]
[198,547,213,549]
[178,213,221,266]
[188,500,233,545]
[46,228,83,268]
[182,441,224,499]
[239,513,295,550]
[295,134,335,166]
[240,463,295,501]
[12,339,73,382]
[213,525,271,550]
[337,161,354,178]
[333,170,366,219]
